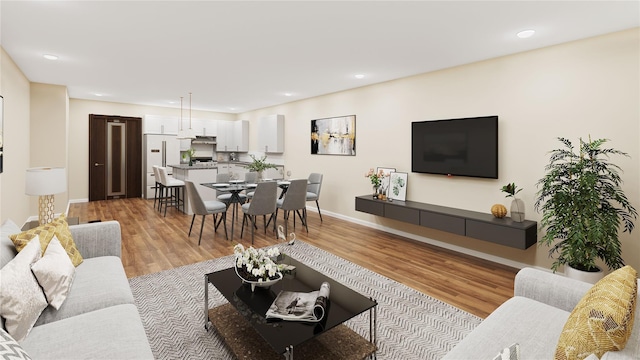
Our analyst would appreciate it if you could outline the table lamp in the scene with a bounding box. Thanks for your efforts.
[26,167,67,225]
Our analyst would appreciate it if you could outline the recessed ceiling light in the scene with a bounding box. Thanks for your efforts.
[517,29,536,39]
[43,54,58,60]
[355,74,365,79]
[284,93,292,97]
[94,93,103,97]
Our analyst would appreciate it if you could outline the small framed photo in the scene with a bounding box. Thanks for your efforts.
[376,167,395,194]
[389,172,408,201]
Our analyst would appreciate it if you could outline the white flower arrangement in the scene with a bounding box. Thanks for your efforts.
[233,244,284,282]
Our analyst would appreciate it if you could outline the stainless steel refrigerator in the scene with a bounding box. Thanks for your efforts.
[143,134,180,199]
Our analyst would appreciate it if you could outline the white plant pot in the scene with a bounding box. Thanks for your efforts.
[564,265,604,284]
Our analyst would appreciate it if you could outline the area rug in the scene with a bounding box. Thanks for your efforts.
[129,241,482,359]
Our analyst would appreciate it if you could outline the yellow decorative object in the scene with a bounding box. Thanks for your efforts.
[9,214,84,267]
[491,204,507,218]
[555,265,637,360]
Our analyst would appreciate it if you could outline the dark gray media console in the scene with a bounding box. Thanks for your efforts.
[355,195,537,249]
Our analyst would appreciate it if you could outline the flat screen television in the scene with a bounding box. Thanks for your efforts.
[411,116,498,179]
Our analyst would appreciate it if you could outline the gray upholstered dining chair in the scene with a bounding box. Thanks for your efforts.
[157,166,185,217]
[240,181,278,244]
[275,179,308,237]
[244,172,259,201]
[216,172,246,205]
[184,180,228,245]
[306,173,323,222]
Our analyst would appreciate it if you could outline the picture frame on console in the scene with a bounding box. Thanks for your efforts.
[376,167,395,197]
[389,172,408,201]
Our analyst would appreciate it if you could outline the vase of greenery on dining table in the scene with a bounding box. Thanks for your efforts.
[245,154,278,181]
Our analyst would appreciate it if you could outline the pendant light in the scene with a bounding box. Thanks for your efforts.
[176,96,187,139]
[183,92,196,139]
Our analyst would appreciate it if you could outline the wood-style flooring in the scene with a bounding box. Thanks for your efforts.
[68,198,517,318]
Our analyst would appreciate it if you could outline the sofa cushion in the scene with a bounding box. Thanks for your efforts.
[555,265,638,360]
[443,296,570,360]
[9,214,83,267]
[31,235,76,310]
[0,328,32,360]
[0,237,48,341]
[21,304,153,359]
[1,219,20,269]
[35,256,135,326]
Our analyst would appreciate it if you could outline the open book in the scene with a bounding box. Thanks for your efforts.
[265,282,330,322]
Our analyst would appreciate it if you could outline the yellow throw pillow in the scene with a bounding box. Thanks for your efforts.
[555,265,637,360]
[9,214,83,267]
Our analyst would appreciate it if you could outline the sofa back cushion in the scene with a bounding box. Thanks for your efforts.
[1,220,20,269]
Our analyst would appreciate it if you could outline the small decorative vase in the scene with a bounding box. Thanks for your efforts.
[257,170,263,182]
[188,159,193,166]
[510,198,525,222]
[373,185,380,199]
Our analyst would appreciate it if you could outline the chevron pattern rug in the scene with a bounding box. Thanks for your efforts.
[129,241,482,359]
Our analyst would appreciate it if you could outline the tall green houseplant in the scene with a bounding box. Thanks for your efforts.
[534,137,637,272]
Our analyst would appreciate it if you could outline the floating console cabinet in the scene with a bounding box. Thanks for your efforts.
[355,196,537,250]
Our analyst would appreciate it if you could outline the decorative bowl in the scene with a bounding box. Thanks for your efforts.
[235,266,283,292]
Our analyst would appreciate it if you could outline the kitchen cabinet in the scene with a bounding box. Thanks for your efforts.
[258,114,284,153]
[217,120,249,152]
[143,115,179,135]
[190,118,218,137]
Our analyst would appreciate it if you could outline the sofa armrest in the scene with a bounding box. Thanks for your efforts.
[514,267,593,312]
[69,221,122,259]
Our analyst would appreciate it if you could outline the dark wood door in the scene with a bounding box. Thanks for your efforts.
[88,114,142,201]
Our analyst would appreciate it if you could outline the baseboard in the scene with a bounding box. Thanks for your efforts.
[306,205,540,271]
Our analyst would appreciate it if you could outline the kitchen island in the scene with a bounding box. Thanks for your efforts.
[169,164,219,215]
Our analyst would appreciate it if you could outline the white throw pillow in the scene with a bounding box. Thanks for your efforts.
[32,235,76,310]
[0,236,48,341]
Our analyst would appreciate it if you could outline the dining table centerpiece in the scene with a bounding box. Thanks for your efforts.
[233,244,285,292]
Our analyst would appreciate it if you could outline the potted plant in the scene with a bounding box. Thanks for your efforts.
[501,182,524,222]
[245,154,277,180]
[534,137,637,281]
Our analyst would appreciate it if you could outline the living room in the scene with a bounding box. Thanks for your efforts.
[1,2,639,359]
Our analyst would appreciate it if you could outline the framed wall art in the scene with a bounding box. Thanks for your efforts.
[311,115,356,156]
[389,172,408,201]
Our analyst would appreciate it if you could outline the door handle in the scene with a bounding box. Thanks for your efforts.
[94,163,104,166]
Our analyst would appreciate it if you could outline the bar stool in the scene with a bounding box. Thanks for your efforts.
[157,167,185,216]
[152,165,163,211]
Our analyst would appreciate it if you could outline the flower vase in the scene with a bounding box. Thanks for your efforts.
[373,185,379,199]
[510,198,525,222]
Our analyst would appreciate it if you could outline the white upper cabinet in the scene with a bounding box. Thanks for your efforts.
[217,120,249,152]
[257,114,284,153]
[189,118,218,137]
[143,115,180,135]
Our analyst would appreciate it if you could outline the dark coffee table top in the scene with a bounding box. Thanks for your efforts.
[206,254,377,355]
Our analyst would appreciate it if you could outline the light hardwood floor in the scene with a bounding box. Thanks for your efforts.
[68,197,517,318]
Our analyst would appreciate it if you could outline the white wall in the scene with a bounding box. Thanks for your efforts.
[0,48,32,224]
[68,99,236,201]
[238,29,640,272]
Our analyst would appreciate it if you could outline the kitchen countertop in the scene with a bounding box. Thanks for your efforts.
[168,164,219,170]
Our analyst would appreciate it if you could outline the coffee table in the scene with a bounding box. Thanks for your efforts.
[204,254,377,359]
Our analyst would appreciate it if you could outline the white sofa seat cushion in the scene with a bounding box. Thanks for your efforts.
[443,296,569,360]
[22,304,153,359]
[34,256,135,326]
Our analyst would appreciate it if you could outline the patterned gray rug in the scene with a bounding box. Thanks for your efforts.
[129,241,482,359]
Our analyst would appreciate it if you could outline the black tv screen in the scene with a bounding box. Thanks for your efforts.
[412,116,498,179]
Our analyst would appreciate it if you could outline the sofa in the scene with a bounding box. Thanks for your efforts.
[1,219,153,359]
[444,267,639,359]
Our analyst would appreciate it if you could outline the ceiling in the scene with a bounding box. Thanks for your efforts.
[2,1,638,114]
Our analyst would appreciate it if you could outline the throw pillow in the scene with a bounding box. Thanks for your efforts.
[555,265,638,360]
[0,236,48,341]
[0,328,32,360]
[31,235,76,310]
[9,214,83,266]
[493,343,520,360]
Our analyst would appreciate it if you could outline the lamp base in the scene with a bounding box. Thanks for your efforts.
[38,194,56,225]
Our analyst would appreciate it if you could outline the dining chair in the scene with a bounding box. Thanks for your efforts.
[306,173,323,222]
[244,171,259,201]
[184,180,228,245]
[275,179,308,237]
[157,166,185,216]
[240,181,278,244]
[216,172,245,204]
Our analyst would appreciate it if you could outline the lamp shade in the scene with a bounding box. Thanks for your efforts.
[25,167,67,195]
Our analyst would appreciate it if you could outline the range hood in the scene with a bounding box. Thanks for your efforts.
[191,136,216,145]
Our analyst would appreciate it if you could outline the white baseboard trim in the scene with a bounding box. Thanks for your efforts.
[307,205,543,271]
[69,198,89,204]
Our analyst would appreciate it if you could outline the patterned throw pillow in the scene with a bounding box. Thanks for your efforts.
[0,237,48,341]
[31,235,76,310]
[0,328,32,360]
[9,214,83,266]
[555,265,638,360]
